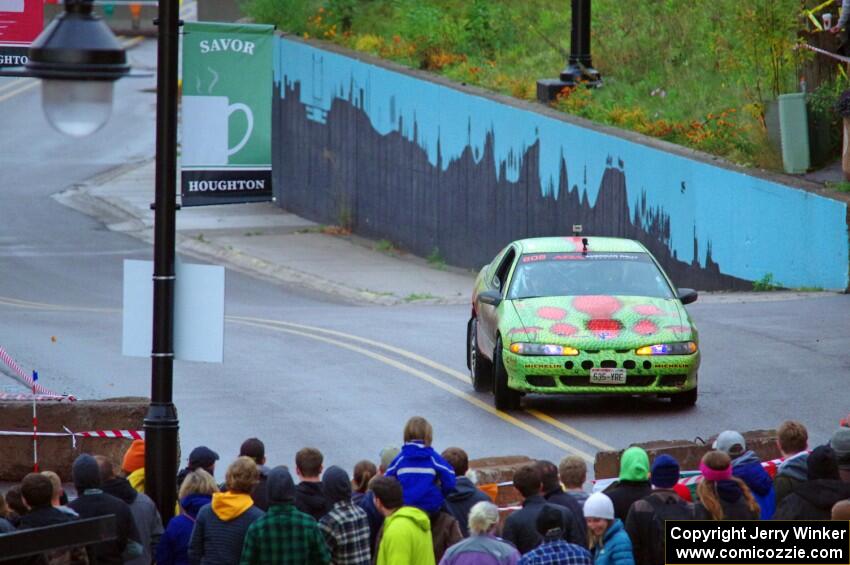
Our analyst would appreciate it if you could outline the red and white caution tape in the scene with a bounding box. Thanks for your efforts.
[0,392,69,401]
[0,428,143,449]
[0,346,76,401]
[75,429,144,440]
[799,42,850,64]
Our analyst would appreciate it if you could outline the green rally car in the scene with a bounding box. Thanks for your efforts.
[467,236,700,410]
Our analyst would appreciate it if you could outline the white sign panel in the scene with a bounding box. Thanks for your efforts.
[123,259,225,363]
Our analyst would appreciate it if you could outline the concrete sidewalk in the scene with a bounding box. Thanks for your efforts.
[54,160,474,305]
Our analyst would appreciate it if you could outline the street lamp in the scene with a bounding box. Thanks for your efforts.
[537,0,602,103]
[1,0,181,524]
[0,0,132,136]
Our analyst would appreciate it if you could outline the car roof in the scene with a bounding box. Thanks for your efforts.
[515,236,647,254]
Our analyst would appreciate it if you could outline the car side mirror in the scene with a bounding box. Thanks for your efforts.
[478,289,502,307]
[678,288,698,305]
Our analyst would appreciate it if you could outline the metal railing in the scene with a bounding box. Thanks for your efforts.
[0,515,116,562]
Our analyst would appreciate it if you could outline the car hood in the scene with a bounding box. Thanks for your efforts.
[504,295,694,348]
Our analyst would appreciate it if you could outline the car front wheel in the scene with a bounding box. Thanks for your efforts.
[670,384,698,407]
[468,318,493,392]
[493,337,521,410]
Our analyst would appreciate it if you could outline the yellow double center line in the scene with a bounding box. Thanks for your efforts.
[228,316,613,460]
[0,296,613,461]
[0,79,38,103]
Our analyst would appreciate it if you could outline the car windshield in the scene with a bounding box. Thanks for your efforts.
[507,252,675,299]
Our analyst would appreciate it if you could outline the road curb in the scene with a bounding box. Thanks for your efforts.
[54,161,469,306]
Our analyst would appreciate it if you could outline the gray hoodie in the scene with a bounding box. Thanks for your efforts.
[775,451,809,506]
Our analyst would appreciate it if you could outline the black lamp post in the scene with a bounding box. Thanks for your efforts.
[147,0,181,525]
[1,0,181,523]
[537,0,602,103]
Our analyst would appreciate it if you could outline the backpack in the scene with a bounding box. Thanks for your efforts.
[646,494,693,565]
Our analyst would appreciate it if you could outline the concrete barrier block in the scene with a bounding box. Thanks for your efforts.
[470,455,533,509]
[0,398,150,481]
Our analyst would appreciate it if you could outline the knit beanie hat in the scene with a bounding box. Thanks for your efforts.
[829,427,850,469]
[651,454,680,489]
[536,504,565,539]
[73,454,102,492]
[266,466,296,504]
[618,446,650,482]
[807,445,840,480]
[583,492,614,520]
[122,440,146,474]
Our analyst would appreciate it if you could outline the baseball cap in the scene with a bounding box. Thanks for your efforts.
[189,446,219,469]
[713,431,746,457]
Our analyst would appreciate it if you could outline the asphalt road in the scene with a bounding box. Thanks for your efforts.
[1,39,848,480]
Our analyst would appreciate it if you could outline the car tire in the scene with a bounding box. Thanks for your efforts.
[671,385,698,407]
[493,337,521,410]
[468,318,493,392]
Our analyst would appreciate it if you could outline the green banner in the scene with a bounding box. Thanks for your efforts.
[181,22,274,206]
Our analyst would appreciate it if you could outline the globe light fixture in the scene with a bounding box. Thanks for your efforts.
[0,0,134,136]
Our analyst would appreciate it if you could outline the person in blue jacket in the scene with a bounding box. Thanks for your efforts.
[584,492,634,565]
[157,469,218,565]
[713,430,775,519]
[385,416,456,515]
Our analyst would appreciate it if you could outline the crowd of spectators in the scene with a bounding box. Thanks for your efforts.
[1,415,849,565]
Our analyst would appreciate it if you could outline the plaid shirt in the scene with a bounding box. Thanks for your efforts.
[518,540,592,565]
[240,503,331,565]
[318,501,371,565]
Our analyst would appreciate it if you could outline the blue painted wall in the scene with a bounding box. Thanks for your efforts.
[274,36,849,291]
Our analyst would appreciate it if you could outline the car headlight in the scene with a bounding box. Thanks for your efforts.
[509,343,579,356]
[635,342,698,355]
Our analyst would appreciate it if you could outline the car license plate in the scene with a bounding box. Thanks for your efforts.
[589,368,627,384]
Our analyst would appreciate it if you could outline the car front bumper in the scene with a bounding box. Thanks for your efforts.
[502,348,699,394]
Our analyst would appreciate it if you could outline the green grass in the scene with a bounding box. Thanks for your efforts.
[404,292,437,302]
[374,239,399,254]
[752,273,782,291]
[243,0,842,169]
[825,180,850,192]
[295,225,327,233]
[427,247,446,270]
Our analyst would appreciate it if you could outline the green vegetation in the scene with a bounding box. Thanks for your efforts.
[825,180,850,192]
[427,247,446,269]
[374,239,399,254]
[404,292,437,302]
[243,0,850,169]
[752,273,782,291]
[295,224,327,233]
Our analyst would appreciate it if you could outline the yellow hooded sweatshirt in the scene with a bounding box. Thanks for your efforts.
[127,468,145,494]
[211,492,255,521]
[376,506,435,565]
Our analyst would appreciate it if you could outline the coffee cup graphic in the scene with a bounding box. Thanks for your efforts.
[182,95,253,166]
